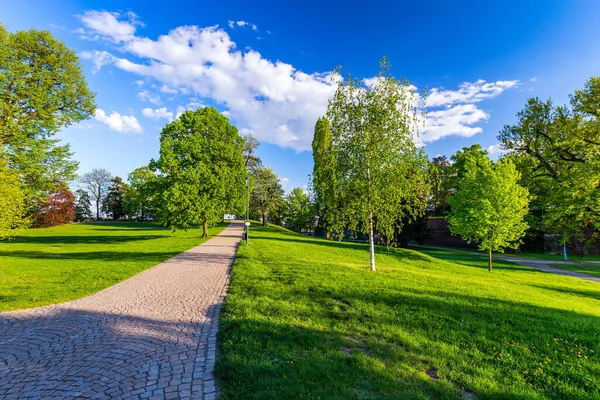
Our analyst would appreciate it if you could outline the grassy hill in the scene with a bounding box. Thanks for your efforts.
[0,221,226,311]
[216,225,600,399]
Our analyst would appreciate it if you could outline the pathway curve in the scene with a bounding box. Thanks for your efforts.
[0,221,244,400]
[417,245,600,283]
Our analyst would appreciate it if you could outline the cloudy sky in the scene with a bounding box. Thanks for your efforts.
[4,0,600,191]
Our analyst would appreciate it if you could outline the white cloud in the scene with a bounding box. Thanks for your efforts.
[78,10,142,43]
[229,20,257,30]
[530,77,538,82]
[487,143,505,156]
[95,109,143,133]
[137,90,161,105]
[142,107,174,121]
[426,80,518,107]
[78,11,518,151]
[159,84,178,94]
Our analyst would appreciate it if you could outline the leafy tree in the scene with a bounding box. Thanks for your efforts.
[327,58,430,271]
[74,189,92,222]
[251,167,285,227]
[127,166,155,220]
[243,134,262,173]
[498,77,600,247]
[0,159,27,239]
[32,186,75,227]
[79,168,112,220]
[284,187,314,233]
[448,155,530,272]
[152,107,246,237]
[102,177,128,220]
[449,144,489,190]
[311,116,340,238]
[0,23,95,202]
[429,155,453,216]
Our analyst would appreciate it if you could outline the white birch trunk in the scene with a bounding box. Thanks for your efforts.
[369,211,376,271]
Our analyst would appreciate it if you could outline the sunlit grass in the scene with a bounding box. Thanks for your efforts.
[0,221,227,311]
[217,225,600,399]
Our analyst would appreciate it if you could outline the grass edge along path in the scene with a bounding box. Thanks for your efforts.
[0,221,228,311]
[550,262,600,279]
[216,225,600,400]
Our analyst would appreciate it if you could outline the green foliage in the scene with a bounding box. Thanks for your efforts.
[217,225,600,399]
[327,57,430,270]
[242,134,262,173]
[311,117,343,237]
[0,222,227,311]
[74,189,92,222]
[152,107,246,236]
[0,23,95,202]
[284,187,314,233]
[0,159,28,239]
[448,155,530,271]
[498,77,600,244]
[102,177,128,220]
[429,155,453,215]
[250,166,285,227]
[126,166,156,220]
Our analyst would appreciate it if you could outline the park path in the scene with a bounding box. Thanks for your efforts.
[0,221,244,400]
[419,245,600,283]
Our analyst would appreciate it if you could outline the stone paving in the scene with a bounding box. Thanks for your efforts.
[0,221,244,400]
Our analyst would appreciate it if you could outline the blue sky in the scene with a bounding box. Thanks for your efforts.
[4,0,600,191]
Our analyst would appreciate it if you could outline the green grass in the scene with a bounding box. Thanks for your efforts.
[0,221,227,311]
[217,225,600,399]
[550,262,600,279]
[417,244,600,262]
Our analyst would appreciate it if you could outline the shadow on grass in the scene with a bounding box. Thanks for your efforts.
[217,277,600,399]
[0,306,217,398]
[252,235,435,264]
[0,250,235,263]
[252,233,538,273]
[529,284,600,302]
[7,235,165,245]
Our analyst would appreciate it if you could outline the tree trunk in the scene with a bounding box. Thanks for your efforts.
[262,212,268,227]
[201,219,209,238]
[488,248,493,272]
[96,200,100,221]
[369,211,376,271]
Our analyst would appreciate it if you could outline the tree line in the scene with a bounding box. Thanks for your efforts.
[2,24,598,274]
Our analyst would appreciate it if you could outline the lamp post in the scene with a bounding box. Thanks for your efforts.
[245,176,250,245]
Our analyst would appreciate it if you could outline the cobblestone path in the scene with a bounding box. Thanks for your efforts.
[0,221,244,400]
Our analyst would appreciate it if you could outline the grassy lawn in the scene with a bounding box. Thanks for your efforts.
[417,244,600,262]
[0,221,227,311]
[217,225,600,399]
[549,263,600,279]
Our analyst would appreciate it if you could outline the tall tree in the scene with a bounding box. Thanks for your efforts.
[327,57,430,271]
[127,166,155,220]
[243,134,262,173]
[448,155,530,272]
[251,167,285,227]
[429,155,453,215]
[79,168,112,220]
[32,186,75,227]
[102,177,128,220]
[284,187,314,233]
[74,189,92,222]
[152,107,246,237]
[0,159,27,239]
[311,116,340,237]
[0,23,95,203]
[498,77,600,247]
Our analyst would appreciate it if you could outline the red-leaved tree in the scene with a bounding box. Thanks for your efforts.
[33,188,76,227]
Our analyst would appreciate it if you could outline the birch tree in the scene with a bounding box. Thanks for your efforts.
[327,58,429,271]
